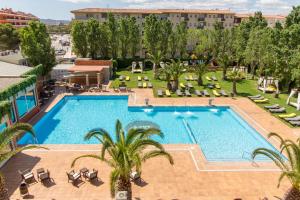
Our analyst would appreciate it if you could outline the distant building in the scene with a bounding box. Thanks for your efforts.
[234,14,286,28]
[71,8,236,30]
[0,8,38,28]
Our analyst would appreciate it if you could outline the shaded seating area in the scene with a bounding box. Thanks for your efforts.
[18,169,36,184]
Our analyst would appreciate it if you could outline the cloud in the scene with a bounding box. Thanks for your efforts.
[59,0,94,3]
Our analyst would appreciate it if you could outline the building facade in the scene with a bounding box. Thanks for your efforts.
[71,8,236,30]
[71,8,286,29]
[0,8,38,28]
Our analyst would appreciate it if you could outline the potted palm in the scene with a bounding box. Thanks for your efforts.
[252,133,300,200]
[71,120,174,200]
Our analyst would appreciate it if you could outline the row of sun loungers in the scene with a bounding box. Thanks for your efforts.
[185,75,197,81]
[250,94,300,126]
[157,89,228,97]
[119,75,149,81]
[138,82,153,88]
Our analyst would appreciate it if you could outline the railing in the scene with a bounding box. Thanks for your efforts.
[182,119,197,144]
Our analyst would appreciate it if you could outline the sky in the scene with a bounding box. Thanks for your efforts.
[0,0,299,20]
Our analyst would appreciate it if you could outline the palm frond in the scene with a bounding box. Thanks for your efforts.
[84,128,114,146]
[110,169,120,197]
[71,154,101,167]
[0,145,47,162]
[252,148,288,170]
[0,123,35,148]
[129,139,165,154]
[142,150,174,165]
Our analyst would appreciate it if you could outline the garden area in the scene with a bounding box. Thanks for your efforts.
[111,68,300,126]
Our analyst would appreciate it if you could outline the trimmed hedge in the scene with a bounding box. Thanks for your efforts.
[23,64,44,76]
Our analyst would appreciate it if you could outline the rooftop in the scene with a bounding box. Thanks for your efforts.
[0,77,24,90]
[235,13,286,19]
[0,52,27,65]
[53,63,74,70]
[0,61,32,77]
[0,8,37,19]
[71,8,235,15]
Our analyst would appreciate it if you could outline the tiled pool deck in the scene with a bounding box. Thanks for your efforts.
[2,89,299,199]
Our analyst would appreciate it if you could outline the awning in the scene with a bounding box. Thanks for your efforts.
[68,65,107,72]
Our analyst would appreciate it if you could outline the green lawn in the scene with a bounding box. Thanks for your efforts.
[111,69,300,127]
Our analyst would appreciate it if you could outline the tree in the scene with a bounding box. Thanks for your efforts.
[252,133,300,200]
[19,21,55,76]
[159,19,172,57]
[176,21,188,58]
[144,14,161,55]
[119,17,130,58]
[71,20,88,58]
[227,70,245,95]
[168,31,178,58]
[0,123,46,200]
[147,51,163,79]
[86,18,101,59]
[99,23,110,58]
[191,63,207,86]
[128,17,140,58]
[158,64,173,90]
[187,29,202,54]
[247,11,268,29]
[168,60,185,91]
[71,120,174,200]
[286,6,300,27]
[108,13,119,58]
[0,23,19,51]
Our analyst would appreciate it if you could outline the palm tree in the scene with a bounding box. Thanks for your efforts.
[191,63,208,86]
[71,120,174,200]
[252,133,300,200]
[147,51,164,79]
[157,64,173,90]
[227,69,245,96]
[0,123,46,200]
[168,60,185,91]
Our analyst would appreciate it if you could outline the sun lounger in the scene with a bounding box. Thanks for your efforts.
[251,96,264,100]
[180,83,186,89]
[138,82,142,88]
[176,89,183,97]
[119,75,124,81]
[125,76,130,81]
[147,82,153,88]
[289,121,300,126]
[207,83,215,89]
[143,82,147,88]
[254,98,269,103]
[195,90,202,97]
[220,90,228,97]
[187,83,194,88]
[192,76,198,81]
[215,83,221,89]
[284,116,300,121]
[184,76,190,81]
[206,76,212,81]
[213,90,221,97]
[279,113,296,118]
[189,75,194,81]
[211,76,218,81]
[269,107,286,113]
[130,171,141,182]
[138,76,142,81]
[157,89,163,97]
[165,90,171,97]
[185,90,191,97]
[202,90,210,97]
[264,104,280,109]
[248,94,261,99]
[144,76,149,81]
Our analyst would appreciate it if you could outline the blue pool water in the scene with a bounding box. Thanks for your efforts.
[19,95,278,162]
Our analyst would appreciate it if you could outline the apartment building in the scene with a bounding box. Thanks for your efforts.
[0,8,38,28]
[234,14,286,28]
[71,8,236,30]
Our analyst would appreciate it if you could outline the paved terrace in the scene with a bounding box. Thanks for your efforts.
[2,88,299,199]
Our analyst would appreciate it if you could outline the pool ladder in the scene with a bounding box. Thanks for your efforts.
[182,119,197,144]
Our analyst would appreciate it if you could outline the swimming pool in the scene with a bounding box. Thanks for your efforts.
[19,95,278,162]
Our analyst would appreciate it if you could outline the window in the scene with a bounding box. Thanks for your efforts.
[16,89,37,118]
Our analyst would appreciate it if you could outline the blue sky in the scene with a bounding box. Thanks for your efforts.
[0,0,299,20]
